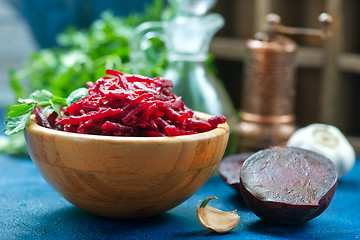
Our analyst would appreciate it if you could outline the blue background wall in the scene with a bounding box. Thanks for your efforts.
[9,0,153,48]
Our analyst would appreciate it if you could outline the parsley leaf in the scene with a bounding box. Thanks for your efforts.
[4,112,32,135]
[66,87,88,106]
[30,90,54,102]
[7,104,35,117]
[50,96,67,115]
[4,90,67,135]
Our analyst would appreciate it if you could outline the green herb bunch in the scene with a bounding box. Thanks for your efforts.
[1,0,172,155]
[9,0,169,100]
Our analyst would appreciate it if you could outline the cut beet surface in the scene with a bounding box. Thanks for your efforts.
[218,153,254,193]
[240,146,338,225]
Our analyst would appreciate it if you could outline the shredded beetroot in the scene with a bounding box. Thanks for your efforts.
[33,105,51,129]
[38,70,226,136]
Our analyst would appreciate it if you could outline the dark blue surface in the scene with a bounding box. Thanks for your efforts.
[1,108,360,239]
[1,152,360,239]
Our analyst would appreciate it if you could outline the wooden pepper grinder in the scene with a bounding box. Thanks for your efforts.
[237,13,333,152]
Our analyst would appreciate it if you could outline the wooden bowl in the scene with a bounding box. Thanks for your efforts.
[24,112,229,218]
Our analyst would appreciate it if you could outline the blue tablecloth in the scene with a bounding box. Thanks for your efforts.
[1,151,360,239]
[1,108,360,239]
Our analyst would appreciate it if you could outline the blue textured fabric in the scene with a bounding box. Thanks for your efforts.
[1,153,360,239]
[1,107,360,239]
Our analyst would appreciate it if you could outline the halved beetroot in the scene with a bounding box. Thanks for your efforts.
[240,146,338,225]
[218,153,254,193]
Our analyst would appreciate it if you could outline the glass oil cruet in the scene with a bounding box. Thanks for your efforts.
[129,0,236,121]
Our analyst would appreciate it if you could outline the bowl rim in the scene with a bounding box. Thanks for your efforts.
[25,111,229,143]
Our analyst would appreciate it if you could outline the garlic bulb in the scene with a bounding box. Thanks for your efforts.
[287,123,356,178]
[197,196,240,233]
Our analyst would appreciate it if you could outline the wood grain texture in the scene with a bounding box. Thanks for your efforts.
[24,112,229,218]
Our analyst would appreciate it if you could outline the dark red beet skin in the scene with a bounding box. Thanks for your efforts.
[218,153,254,193]
[240,146,338,225]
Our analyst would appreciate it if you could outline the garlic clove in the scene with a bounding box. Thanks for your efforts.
[287,123,356,178]
[197,196,240,233]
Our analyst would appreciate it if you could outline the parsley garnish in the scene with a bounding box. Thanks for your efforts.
[4,88,88,135]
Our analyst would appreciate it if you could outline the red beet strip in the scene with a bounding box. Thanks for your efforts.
[52,69,226,137]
